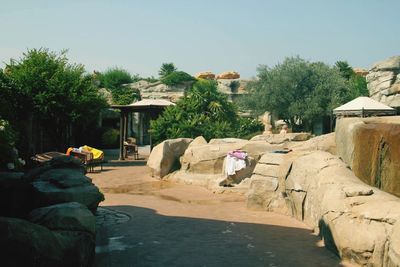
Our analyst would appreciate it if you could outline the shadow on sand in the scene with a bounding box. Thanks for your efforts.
[95,205,343,267]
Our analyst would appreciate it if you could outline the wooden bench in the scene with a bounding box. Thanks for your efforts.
[69,150,107,172]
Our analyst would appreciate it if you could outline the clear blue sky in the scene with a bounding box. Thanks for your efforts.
[1,0,399,78]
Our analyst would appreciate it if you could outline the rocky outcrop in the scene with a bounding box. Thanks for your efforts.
[32,167,104,213]
[216,71,240,79]
[0,156,102,267]
[336,116,400,197]
[367,56,400,108]
[29,202,96,235]
[250,132,312,143]
[147,138,193,178]
[166,140,284,191]
[129,80,191,103]
[195,71,215,79]
[289,132,336,154]
[247,150,400,266]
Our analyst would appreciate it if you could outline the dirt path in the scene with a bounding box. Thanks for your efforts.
[89,155,347,267]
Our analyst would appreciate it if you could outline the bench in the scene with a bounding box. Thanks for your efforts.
[69,150,107,172]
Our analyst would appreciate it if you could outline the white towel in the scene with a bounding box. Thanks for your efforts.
[225,154,247,176]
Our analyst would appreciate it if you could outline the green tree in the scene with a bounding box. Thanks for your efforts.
[150,79,262,144]
[240,56,350,131]
[160,71,196,86]
[1,48,107,155]
[158,62,177,77]
[96,67,140,105]
[335,60,369,98]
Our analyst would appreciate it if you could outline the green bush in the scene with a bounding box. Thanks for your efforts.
[236,117,264,139]
[161,71,196,86]
[101,128,120,148]
[150,80,263,144]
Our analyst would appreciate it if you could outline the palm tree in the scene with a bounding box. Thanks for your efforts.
[158,63,177,77]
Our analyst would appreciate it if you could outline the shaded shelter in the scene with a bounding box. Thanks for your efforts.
[111,99,175,160]
[333,96,396,118]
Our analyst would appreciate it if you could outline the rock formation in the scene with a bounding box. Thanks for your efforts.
[195,71,215,79]
[216,71,240,79]
[0,156,103,266]
[147,138,193,178]
[367,55,400,109]
[335,116,400,197]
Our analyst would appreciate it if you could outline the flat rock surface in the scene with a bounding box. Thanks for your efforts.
[88,152,349,267]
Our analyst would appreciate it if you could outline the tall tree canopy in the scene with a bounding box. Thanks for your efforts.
[96,67,140,105]
[240,56,358,131]
[158,62,177,78]
[150,79,262,144]
[0,48,107,154]
[335,60,369,99]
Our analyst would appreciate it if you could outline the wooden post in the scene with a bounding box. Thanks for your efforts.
[119,110,125,160]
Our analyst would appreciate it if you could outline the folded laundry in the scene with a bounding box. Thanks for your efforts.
[225,150,248,176]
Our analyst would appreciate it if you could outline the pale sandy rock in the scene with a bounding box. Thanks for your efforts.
[370,55,400,71]
[336,116,400,197]
[188,136,207,148]
[147,138,193,178]
[367,56,400,107]
[216,71,240,79]
[353,67,369,76]
[195,71,215,79]
[289,133,336,154]
[208,138,247,144]
[168,141,283,190]
[388,221,400,266]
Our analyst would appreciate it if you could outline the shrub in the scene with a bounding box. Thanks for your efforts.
[161,71,196,86]
[101,128,120,148]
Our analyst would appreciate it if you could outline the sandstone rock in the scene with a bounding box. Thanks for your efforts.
[367,56,400,108]
[353,68,369,76]
[29,202,96,235]
[289,133,336,154]
[370,55,400,71]
[0,217,64,266]
[32,168,104,212]
[336,116,400,197]
[388,221,400,266]
[195,71,215,79]
[250,134,289,144]
[208,138,247,144]
[147,138,193,178]
[188,136,207,147]
[216,71,240,79]
[168,141,283,189]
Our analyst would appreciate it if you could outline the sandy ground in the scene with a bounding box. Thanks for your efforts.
[88,147,349,267]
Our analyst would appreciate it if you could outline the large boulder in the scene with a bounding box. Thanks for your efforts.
[0,217,65,266]
[289,132,336,154]
[167,140,283,190]
[195,71,215,79]
[367,55,400,108]
[29,202,96,235]
[31,168,104,212]
[254,149,400,266]
[216,71,240,79]
[336,116,400,197]
[147,138,193,178]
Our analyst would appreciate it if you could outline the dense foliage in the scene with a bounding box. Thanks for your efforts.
[158,62,177,77]
[240,56,363,131]
[150,80,263,144]
[335,61,369,98]
[160,71,196,86]
[0,48,107,156]
[96,67,140,105]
